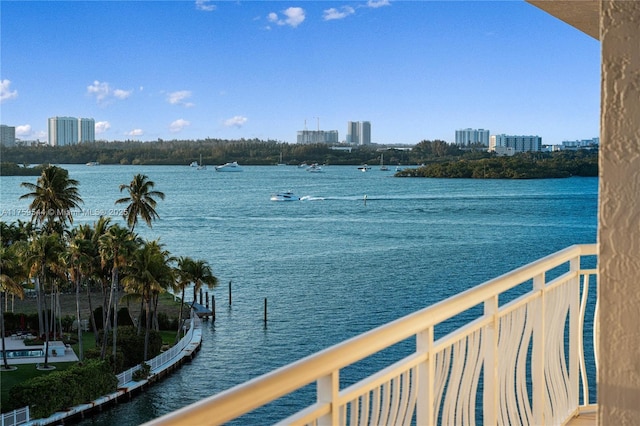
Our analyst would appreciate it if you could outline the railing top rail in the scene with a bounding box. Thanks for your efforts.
[148,243,597,426]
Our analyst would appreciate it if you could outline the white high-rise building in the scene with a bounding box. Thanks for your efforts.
[48,116,95,146]
[455,128,490,146]
[0,125,16,147]
[489,134,542,155]
[347,121,371,145]
[79,118,95,143]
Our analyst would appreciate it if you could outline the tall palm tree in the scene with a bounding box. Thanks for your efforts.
[23,232,65,369]
[115,174,165,232]
[63,226,93,361]
[98,224,138,361]
[122,240,171,361]
[0,245,26,370]
[174,256,194,343]
[190,259,218,305]
[20,165,82,234]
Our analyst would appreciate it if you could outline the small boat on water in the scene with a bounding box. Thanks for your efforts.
[189,161,198,167]
[307,163,324,173]
[380,154,389,171]
[270,191,300,201]
[358,164,371,172]
[86,161,100,166]
[214,161,243,172]
[197,154,206,170]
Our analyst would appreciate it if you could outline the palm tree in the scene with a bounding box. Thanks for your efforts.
[20,165,82,234]
[23,232,65,369]
[98,224,138,361]
[190,259,218,305]
[174,256,194,343]
[115,174,165,232]
[122,240,171,361]
[63,226,93,361]
[0,246,26,370]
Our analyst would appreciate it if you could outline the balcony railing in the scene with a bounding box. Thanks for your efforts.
[148,244,598,426]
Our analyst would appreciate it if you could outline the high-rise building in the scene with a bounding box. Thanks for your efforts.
[79,118,95,143]
[489,134,542,155]
[455,128,490,146]
[0,125,16,147]
[296,130,339,144]
[347,121,371,145]
[48,116,95,146]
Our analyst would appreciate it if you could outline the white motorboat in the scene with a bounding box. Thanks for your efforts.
[306,163,324,173]
[270,191,300,201]
[189,161,198,167]
[358,164,371,172]
[214,161,243,172]
[86,161,100,166]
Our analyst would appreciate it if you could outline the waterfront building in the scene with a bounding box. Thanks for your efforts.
[346,121,371,145]
[296,129,339,144]
[489,134,542,155]
[561,137,599,150]
[455,128,490,147]
[0,124,16,147]
[48,116,95,146]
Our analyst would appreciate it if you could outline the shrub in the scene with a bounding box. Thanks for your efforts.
[7,360,117,419]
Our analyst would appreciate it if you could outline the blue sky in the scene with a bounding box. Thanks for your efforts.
[1,1,600,145]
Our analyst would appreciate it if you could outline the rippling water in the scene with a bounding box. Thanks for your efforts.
[0,165,598,425]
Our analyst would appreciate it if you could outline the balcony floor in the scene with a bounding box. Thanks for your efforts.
[566,408,597,426]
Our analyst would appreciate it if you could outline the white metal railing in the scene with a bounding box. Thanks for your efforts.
[117,312,197,386]
[1,407,30,426]
[147,244,598,426]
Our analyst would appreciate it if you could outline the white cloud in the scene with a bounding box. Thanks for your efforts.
[0,79,18,103]
[223,115,248,128]
[268,7,305,28]
[167,90,194,107]
[87,80,131,104]
[323,6,355,21]
[195,0,216,12]
[95,121,111,134]
[15,124,31,137]
[113,89,132,100]
[127,129,144,136]
[169,119,191,133]
[367,0,390,8]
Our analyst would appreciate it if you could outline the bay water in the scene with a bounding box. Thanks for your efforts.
[0,165,598,424]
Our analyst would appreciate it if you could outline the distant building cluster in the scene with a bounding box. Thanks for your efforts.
[455,127,598,155]
[48,116,95,146]
[296,120,371,145]
[561,137,599,150]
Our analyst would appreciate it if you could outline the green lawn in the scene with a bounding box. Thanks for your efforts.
[1,328,181,413]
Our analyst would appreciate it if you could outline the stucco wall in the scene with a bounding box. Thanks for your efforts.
[598,1,640,424]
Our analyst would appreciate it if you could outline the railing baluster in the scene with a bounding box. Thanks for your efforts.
[532,271,546,425]
[316,370,338,426]
[483,295,498,426]
[569,256,580,413]
[416,327,434,426]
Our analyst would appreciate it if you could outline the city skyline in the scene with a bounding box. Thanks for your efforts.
[1,1,599,145]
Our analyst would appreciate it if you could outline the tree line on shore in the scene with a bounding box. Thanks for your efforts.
[0,139,598,178]
[0,138,484,167]
[1,165,218,416]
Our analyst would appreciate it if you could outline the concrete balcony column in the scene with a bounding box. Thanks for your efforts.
[598,1,640,424]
